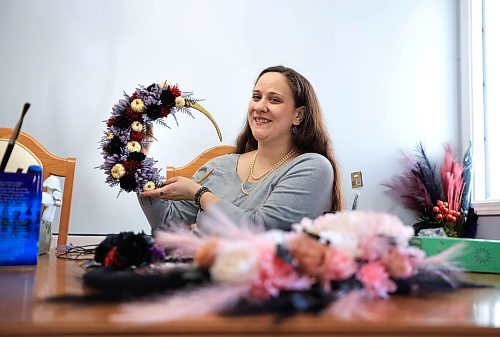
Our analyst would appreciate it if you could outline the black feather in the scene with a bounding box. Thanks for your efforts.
[83,266,210,299]
[413,143,443,208]
[394,268,490,295]
[223,286,335,322]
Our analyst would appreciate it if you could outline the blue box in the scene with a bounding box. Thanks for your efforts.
[0,171,43,266]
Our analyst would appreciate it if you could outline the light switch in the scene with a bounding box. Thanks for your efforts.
[351,171,363,188]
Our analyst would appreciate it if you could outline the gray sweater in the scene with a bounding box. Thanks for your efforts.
[139,152,334,231]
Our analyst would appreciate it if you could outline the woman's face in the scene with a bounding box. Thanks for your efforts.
[247,72,302,147]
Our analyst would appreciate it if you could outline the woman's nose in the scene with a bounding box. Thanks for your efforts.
[254,100,268,113]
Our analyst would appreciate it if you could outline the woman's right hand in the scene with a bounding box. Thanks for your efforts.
[140,177,200,201]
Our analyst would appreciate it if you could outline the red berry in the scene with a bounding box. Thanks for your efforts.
[436,214,443,220]
[433,206,440,213]
[443,201,449,207]
[437,200,443,206]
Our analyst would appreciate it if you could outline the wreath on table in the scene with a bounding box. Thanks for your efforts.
[99,81,222,193]
[78,211,486,321]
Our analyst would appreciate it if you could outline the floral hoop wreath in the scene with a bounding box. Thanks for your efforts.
[100,81,222,193]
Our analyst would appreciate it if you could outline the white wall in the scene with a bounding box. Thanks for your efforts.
[0,0,459,234]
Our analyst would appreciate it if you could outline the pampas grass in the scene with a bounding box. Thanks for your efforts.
[384,142,477,237]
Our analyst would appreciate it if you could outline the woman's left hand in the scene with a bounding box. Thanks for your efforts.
[140,177,200,201]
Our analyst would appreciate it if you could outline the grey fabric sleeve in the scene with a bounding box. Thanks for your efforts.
[137,195,198,231]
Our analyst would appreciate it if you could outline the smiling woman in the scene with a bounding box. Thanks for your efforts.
[139,65,343,232]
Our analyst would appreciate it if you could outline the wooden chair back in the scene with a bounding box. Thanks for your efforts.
[166,145,235,179]
[0,128,76,247]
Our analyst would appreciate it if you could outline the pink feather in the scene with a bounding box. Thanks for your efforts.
[112,285,249,323]
[199,207,266,240]
[154,209,268,259]
[155,231,204,258]
[155,207,265,258]
[421,242,466,268]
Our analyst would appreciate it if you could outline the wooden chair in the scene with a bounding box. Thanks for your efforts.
[166,145,235,179]
[0,128,76,247]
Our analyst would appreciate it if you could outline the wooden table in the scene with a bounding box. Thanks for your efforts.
[0,254,499,336]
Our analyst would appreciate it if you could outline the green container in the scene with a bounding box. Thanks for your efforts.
[410,236,500,274]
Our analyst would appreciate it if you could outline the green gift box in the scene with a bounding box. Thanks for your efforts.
[410,236,500,274]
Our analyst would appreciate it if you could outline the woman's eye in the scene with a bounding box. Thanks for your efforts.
[270,97,281,103]
[252,95,261,101]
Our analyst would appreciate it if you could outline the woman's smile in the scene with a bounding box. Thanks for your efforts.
[254,117,272,125]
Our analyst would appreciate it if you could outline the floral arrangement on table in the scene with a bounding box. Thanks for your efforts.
[384,142,478,238]
[93,231,166,269]
[81,211,477,322]
[99,81,222,193]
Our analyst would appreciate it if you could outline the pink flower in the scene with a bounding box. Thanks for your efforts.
[248,246,311,301]
[381,247,416,279]
[287,234,331,278]
[357,261,396,298]
[323,248,357,282]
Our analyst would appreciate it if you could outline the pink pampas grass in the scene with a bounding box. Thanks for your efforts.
[440,144,464,212]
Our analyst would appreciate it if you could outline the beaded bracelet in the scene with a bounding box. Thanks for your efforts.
[194,186,211,211]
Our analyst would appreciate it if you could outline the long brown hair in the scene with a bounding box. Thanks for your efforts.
[235,65,344,211]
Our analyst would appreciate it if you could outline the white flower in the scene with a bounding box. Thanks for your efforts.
[111,164,125,179]
[131,121,143,132]
[158,80,171,89]
[292,217,313,232]
[143,181,156,191]
[320,230,359,258]
[263,230,287,245]
[131,98,145,113]
[210,242,259,284]
[127,141,141,152]
[175,96,185,108]
[106,132,114,140]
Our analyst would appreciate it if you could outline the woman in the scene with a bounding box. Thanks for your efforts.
[140,65,343,231]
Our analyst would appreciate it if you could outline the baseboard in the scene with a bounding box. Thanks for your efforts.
[51,235,106,248]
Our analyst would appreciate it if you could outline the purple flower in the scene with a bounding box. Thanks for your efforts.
[111,98,129,117]
[137,84,161,106]
[149,244,166,261]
